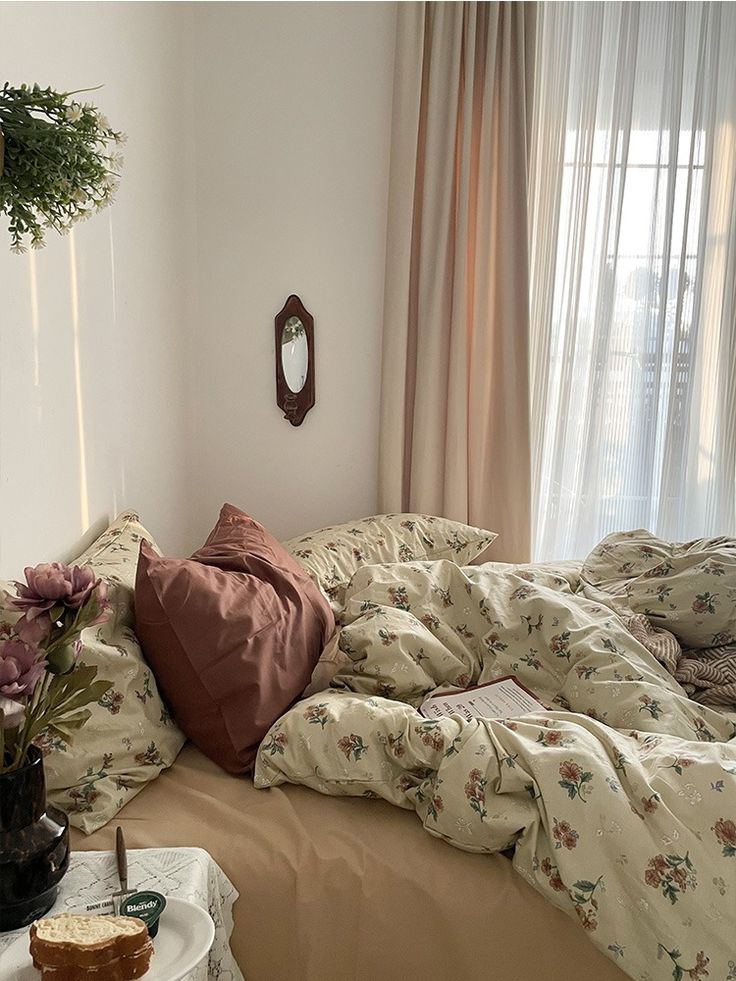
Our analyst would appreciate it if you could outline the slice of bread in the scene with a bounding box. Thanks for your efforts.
[29,945,153,981]
[29,913,153,980]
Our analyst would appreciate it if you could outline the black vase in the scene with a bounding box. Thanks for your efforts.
[0,745,69,932]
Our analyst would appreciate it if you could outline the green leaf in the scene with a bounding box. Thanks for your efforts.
[48,710,92,740]
[54,679,112,714]
[45,724,70,744]
[54,709,92,728]
[47,665,99,702]
[49,664,97,693]
[45,644,77,674]
[573,880,596,891]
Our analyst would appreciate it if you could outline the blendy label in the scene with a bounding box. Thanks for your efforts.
[120,890,166,938]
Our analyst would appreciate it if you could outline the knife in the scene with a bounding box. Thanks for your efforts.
[112,826,135,914]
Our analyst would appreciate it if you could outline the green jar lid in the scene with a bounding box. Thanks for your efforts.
[120,891,167,938]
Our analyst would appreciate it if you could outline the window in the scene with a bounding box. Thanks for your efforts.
[530,2,736,559]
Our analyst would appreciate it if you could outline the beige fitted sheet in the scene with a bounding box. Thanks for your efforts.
[72,744,626,981]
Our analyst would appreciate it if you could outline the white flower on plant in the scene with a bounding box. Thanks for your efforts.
[3,85,124,254]
[114,132,128,146]
[31,237,46,250]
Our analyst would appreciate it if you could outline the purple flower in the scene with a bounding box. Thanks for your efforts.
[11,563,102,620]
[65,566,102,609]
[14,613,52,646]
[88,580,109,622]
[0,638,46,699]
[0,694,25,729]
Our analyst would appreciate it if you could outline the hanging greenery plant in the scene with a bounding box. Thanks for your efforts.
[0,83,125,254]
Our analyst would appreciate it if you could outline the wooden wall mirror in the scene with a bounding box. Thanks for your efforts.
[275,294,315,426]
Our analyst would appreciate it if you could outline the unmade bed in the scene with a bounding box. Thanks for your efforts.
[27,512,734,981]
[72,743,628,981]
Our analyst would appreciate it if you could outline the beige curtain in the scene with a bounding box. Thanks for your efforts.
[378,1,536,562]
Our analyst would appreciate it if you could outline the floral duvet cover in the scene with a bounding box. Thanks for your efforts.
[255,532,736,981]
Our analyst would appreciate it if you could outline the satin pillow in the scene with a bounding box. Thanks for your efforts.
[135,504,335,774]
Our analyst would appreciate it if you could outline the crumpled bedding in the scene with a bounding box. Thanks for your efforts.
[626,612,736,707]
[673,644,736,706]
[255,531,736,981]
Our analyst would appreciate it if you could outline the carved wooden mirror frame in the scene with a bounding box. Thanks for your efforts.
[275,294,315,426]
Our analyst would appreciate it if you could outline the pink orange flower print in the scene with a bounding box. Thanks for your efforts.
[641,793,660,814]
[638,694,662,719]
[426,793,444,822]
[656,945,709,981]
[644,853,697,904]
[558,760,594,802]
[569,876,603,931]
[414,722,445,752]
[464,767,488,822]
[540,857,566,893]
[303,703,330,729]
[537,728,564,747]
[550,630,572,660]
[692,592,718,614]
[552,818,579,850]
[261,730,287,756]
[713,818,736,857]
[387,586,410,611]
[337,733,368,762]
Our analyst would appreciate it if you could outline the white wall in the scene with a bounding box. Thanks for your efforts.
[185,1,396,546]
[0,1,396,573]
[0,1,194,576]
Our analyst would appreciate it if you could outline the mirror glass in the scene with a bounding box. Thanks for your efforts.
[281,316,308,393]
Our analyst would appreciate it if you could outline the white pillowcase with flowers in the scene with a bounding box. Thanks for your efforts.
[1,512,184,834]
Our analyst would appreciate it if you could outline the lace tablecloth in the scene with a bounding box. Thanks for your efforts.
[0,847,244,981]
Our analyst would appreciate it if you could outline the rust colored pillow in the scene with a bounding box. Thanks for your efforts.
[134,504,335,774]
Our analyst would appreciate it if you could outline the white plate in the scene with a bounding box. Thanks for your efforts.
[0,897,215,981]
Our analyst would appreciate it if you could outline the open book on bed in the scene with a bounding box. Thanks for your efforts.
[419,675,547,722]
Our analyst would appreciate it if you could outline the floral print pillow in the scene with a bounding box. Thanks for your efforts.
[283,513,497,614]
[582,530,736,649]
[1,511,185,833]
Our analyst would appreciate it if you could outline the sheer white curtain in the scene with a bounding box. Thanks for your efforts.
[529,2,736,560]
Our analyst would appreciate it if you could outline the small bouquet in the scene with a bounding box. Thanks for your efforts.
[0,563,111,773]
